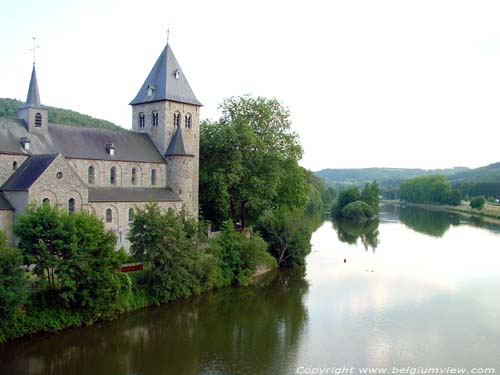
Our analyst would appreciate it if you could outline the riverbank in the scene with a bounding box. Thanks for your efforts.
[0,262,277,345]
[383,200,500,224]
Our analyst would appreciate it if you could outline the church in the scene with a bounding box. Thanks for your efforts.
[0,43,201,250]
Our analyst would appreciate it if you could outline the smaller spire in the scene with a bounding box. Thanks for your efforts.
[25,65,42,108]
[166,126,193,156]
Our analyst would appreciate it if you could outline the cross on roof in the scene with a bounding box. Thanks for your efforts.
[29,37,39,65]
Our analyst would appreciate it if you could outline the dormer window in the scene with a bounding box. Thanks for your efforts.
[20,137,30,151]
[152,111,159,128]
[35,113,42,127]
[173,112,181,128]
[147,85,155,97]
[185,113,192,129]
[139,112,145,129]
[174,69,180,80]
[105,143,116,156]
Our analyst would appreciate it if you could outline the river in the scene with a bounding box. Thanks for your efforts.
[1,204,500,374]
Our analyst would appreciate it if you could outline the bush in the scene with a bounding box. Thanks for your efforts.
[331,187,360,217]
[14,204,129,313]
[0,231,26,323]
[447,189,462,206]
[129,204,202,302]
[256,208,312,267]
[470,196,486,210]
[341,201,375,221]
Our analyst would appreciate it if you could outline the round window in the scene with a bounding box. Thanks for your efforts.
[56,171,63,179]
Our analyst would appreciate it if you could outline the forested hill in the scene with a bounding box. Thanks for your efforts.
[0,98,124,131]
[447,163,500,183]
[315,167,469,189]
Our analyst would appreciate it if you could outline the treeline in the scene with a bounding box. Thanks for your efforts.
[200,96,333,266]
[399,175,461,205]
[452,181,500,200]
[0,98,124,131]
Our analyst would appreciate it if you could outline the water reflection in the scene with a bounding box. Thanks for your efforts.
[398,205,460,237]
[0,269,309,375]
[332,219,380,251]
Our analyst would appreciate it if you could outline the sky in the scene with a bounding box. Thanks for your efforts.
[1,0,500,171]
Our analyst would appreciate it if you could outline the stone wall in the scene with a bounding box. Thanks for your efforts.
[0,210,14,245]
[67,159,167,188]
[0,153,29,186]
[28,154,88,212]
[166,155,195,216]
[89,200,182,251]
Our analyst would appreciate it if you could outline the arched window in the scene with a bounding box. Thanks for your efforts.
[185,113,192,129]
[88,166,95,184]
[68,198,75,214]
[110,167,116,185]
[131,168,137,185]
[106,208,112,223]
[12,161,17,171]
[128,208,134,222]
[42,198,50,206]
[152,111,159,128]
[173,111,181,128]
[35,113,42,127]
[139,112,145,129]
[151,169,157,186]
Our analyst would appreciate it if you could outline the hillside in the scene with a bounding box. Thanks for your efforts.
[0,98,124,131]
[315,167,469,189]
[447,163,500,183]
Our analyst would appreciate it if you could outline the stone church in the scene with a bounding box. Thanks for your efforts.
[0,43,201,250]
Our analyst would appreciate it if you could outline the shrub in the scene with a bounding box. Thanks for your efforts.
[14,204,129,313]
[340,201,375,221]
[470,196,486,210]
[129,204,201,302]
[256,208,312,267]
[0,231,26,323]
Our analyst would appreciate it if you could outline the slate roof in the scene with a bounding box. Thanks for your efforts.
[0,119,165,163]
[2,154,58,190]
[23,65,42,108]
[88,187,181,202]
[0,193,13,210]
[130,43,202,106]
[165,126,193,156]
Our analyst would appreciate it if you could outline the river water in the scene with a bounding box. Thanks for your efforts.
[1,204,500,374]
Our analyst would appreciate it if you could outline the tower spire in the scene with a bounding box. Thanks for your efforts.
[25,65,41,108]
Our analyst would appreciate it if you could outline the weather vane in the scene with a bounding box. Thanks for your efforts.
[167,26,170,44]
[29,36,39,65]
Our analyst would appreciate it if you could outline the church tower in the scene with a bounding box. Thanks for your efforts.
[18,65,48,134]
[130,43,201,217]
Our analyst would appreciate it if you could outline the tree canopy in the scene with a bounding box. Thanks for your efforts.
[200,96,307,228]
[399,175,461,205]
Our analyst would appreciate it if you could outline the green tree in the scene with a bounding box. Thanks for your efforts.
[400,175,453,204]
[256,208,313,267]
[129,204,201,302]
[470,196,486,210]
[14,204,68,292]
[57,212,129,311]
[14,205,128,311]
[200,96,305,229]
[331,187,360,217]
[341,201,375,221]
[447,189,462,206]
[361,181,381,211]
[0,231,26,322]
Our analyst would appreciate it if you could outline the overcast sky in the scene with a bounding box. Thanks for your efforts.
[1,0,500,171]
